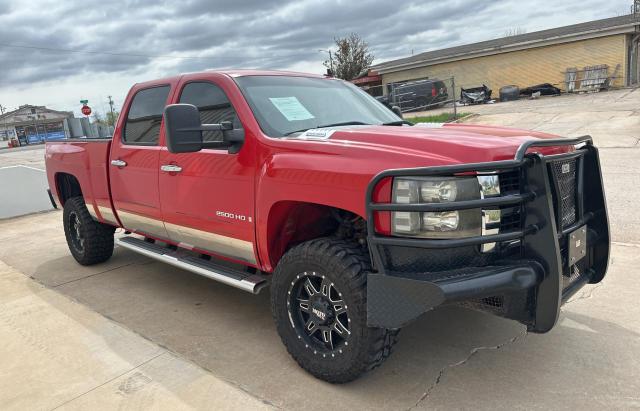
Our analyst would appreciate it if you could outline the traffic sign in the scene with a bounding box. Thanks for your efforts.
[81,105,92,116]
[80,100,88,104]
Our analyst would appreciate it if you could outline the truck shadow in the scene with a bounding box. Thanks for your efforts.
[29,247,638,410]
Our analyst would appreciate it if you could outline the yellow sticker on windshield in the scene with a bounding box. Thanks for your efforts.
[269,97,315,121]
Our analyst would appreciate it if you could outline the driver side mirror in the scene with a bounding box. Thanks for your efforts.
[164,104,244,154]
[391,106,403,118]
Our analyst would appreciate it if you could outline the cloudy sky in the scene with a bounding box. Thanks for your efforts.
[0,0,633,116]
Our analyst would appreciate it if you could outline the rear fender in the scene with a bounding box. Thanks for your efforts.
[45,141,116,225]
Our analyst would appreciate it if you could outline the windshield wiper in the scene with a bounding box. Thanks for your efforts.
[284,127,314,136]
[284,121,372,136]
[382,120,414,126]
[316,121,372,128]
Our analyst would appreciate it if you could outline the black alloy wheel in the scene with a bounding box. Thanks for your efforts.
[288,271,351,355]
[63,196,115,265]
[68,211,85,253]
[271,237,399,383]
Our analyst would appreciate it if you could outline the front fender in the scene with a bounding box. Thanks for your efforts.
[255,152,375,272]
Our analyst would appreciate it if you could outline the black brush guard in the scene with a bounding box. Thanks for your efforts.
[365,136,609,331]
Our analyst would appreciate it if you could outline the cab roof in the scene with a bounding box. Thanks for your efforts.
[132,69,329,89]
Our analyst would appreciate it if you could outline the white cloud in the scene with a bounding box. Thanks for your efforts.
[0,0,633,114]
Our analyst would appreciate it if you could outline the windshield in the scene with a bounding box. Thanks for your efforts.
[235,75,402,137]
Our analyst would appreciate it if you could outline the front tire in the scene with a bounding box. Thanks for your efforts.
[63,196,115,265]
[271,238,398,383]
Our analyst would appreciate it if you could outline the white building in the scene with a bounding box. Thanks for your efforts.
[0,105,73,145]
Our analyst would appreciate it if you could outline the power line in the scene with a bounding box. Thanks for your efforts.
[0,42,244,60]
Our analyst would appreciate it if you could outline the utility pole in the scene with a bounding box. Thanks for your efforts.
[32,106,40,144]
[1,104,20,146]
[0,104,7,142]
[107,96,116,136]
[107,96,115,126]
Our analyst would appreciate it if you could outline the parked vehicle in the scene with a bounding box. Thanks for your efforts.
[45,70,609,383]
[377,79,449,112]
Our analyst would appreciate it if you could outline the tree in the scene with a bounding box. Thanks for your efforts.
[503,27,527,37]
[106,110,119,127]
[92,110,104,124]
[323,33,374,81]
[92,110,119,127]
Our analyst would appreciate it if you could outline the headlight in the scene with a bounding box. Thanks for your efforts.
[420,180,457,202]
[391,177,483,238]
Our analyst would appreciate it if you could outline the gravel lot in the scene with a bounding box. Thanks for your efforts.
[1,88,639,410]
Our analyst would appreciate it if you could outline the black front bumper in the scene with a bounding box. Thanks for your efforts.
[365,136,610,332]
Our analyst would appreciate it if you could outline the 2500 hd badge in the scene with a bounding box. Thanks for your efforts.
[216,210,252,222]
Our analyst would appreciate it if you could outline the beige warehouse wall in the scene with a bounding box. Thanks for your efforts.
[381,35,627,96]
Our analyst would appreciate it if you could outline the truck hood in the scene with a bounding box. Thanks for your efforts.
[292,123,570,166]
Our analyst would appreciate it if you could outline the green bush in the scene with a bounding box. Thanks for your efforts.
[409,113,470,124]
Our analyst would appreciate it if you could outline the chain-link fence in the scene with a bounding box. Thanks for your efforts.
[364,77,458,120]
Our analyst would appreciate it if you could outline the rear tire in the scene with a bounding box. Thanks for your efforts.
[271,237,398,383]
[63,196,115,265]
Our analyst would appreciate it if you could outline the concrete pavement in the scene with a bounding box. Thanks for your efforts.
[1,89,639,409]
[0,144,46,170]
[1,211,638,410]
[0,258,272,410]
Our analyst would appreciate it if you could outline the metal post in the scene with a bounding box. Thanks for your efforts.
[452,76,457,120]
[328,50,334,74]
[32,107,39,145]
[318,49,334,76]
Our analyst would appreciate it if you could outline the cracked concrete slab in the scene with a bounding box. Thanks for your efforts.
[2,208,638,410]
[410,229,640,410]
[410,328,529,410]
[0,260,272,410]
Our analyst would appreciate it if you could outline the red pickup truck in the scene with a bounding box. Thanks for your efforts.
[45,70,609,383]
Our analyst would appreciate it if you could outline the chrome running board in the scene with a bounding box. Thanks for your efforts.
[116,236,268,294]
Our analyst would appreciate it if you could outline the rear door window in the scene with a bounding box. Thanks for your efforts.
[124,86,171,145]
[179,82,240,142]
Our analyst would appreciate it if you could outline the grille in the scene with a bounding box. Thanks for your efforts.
[499,170,520,194]
[381,245,493,274]
[550,158,577,229]
[498,170,523,233]
[499,206,521,232]
[459,296,506,314]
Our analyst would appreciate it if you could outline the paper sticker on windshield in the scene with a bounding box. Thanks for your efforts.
[269,97,315,121]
